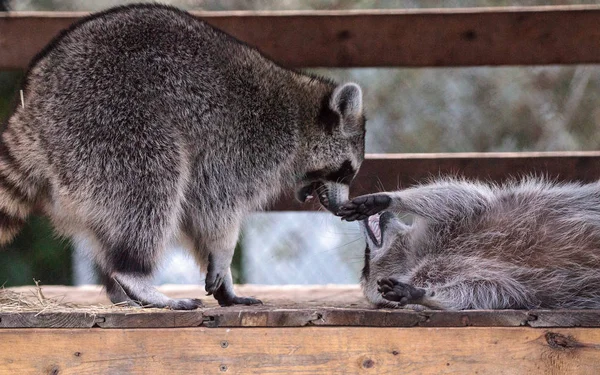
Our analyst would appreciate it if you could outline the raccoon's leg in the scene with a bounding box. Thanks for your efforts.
[98,270,141,307]
[91,210,203,310]
[198,223,262,306]
[338,181,490,222]
[95,246,203,310]
[103,272,203,310]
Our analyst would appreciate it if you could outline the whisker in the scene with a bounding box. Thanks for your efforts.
[322,237,365,252]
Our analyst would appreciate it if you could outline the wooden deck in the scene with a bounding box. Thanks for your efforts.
[1,285,600,374]
[2,285,600,329]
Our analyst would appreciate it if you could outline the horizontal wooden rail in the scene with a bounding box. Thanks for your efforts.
[1,6,600,69]
[1,327,600,374]
[272,151,600,210]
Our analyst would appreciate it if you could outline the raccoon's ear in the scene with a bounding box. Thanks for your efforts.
[331,83,363,120]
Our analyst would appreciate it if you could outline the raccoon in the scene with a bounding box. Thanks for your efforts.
[1,4,366,309]
[338,178,600,310]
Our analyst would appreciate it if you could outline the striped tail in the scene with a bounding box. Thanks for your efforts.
[0,134,37,245]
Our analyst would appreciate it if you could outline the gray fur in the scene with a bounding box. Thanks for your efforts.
[350,177,600,310]
[1,4,365,309]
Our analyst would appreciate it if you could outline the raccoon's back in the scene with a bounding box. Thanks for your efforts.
[28,4,248,115]
[24,4,294,153]
[450,179,600,269]
[31,4,242,78]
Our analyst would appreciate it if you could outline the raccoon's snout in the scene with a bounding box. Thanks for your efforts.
[295,181,348,213]
[312,182,333,210]
[319,182,349,213]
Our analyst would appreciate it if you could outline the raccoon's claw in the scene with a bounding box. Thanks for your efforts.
[337,194,392,221]
[378,278,425,306]
[205,272,225,296]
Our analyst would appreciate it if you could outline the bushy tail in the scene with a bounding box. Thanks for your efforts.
[0,137,37,245]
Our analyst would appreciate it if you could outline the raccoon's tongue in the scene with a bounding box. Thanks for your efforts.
[368,213,382,243]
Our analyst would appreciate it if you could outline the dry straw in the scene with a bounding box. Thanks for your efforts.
[0,280,164,315]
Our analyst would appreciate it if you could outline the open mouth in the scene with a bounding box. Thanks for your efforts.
[364,212,382,247]
[297,181,330,208]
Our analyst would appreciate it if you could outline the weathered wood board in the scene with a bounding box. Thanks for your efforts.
[1,327,600,374]
[2,285,600,329]
[2,6,600,69]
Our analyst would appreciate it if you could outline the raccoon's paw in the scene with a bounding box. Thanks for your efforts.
[337,194,392,221]
[165,298,204,310]
[205,269,226,296]
[378,278,425,306]
[213,286,262,307]
[217,296,263,307]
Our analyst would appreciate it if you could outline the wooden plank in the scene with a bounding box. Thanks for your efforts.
[3,308,600,329]
[272,152,600,210]
[1,6,600,69]
[0,311,205,329]
[1,327,600,374]
[4,309,600,329]
[0,312,98,328]
[529,310,600,328]
[201,307,426,328]
[96,311,204,329]
[3,286,600,329]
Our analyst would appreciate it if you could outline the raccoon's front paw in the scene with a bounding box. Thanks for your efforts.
[337,194,392,221]
[205,258,226,296]
[378,278,425,306]
[205,272,225,296]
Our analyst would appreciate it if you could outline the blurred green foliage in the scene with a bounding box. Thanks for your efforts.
[0,217,72,286]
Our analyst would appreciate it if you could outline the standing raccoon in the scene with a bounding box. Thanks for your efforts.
[338,178,600,310]
[2,4,366,309]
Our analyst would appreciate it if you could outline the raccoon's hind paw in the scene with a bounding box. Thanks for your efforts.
[378,278,425,306]
[165,298,204,310]
[337,194,391,221]
[218,296,263,307]
[213,286,262,307]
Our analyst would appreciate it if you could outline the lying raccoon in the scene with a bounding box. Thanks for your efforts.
[338,178,600,310]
